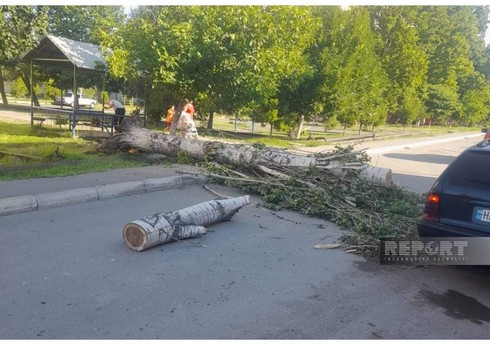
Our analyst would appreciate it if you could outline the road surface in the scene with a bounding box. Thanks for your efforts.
[1,184,490,339]
[362,133,484,194]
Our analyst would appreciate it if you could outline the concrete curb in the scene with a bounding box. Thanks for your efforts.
[0,174,207,217]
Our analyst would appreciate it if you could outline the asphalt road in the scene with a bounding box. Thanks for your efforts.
[363,133,485,194]
[1,184,490,339]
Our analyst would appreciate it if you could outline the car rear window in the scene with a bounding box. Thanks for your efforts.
[444,150,490,189]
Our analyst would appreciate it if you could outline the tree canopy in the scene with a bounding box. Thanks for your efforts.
[2,5,490,129]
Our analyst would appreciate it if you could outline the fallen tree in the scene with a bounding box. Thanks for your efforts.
[105,126,422,256]
[113,126,392,187]
[123,195,250,251]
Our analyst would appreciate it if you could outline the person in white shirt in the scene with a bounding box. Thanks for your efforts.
[104,99,126,128]
[177,110,198,139]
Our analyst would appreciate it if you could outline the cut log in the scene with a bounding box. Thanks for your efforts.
[122,195,250,251]
[359,166,392,187]
[117,126,392,186]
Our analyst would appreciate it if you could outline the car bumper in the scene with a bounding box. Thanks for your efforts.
[417,219,490,237]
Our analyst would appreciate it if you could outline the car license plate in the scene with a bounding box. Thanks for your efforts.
[473,207,490,225]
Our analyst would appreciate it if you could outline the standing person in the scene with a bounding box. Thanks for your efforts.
[183,99,195,118]
[104,99,126,129]
[177,108,198,139]
[165,105,175,130]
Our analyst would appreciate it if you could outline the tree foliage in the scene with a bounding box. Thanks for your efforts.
[2,5,490,128]
[0,6,47,104]
[101,6,320,124]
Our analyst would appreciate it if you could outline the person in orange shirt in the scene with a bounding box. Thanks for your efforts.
[165,105,175,130]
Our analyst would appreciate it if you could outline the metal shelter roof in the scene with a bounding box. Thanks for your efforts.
[21,34,107,72]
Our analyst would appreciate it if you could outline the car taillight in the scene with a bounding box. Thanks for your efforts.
[422,193,440,221]
[485,132,490,140]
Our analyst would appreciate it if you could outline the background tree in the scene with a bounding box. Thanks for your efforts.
[47,6,125,44]
[3,5,489,131]
[0,5,47,105]
[369,6,428,124]
[325,7,388,134]
[102,6,320,128]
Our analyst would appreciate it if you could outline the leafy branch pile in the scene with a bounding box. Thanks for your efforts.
[203,145,424,256]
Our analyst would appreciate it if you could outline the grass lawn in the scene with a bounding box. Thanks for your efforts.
[199,114,481,149]
[0,121,149,180]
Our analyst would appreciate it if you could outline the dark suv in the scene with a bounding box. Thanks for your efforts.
[417,139,490,237]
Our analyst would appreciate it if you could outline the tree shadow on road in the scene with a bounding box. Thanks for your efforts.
[384,153,456,165]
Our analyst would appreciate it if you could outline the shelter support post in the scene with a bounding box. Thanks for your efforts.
[30,59,33,127]
[143,79,147,127]
[72,65,77,138]
[102,75,105,114]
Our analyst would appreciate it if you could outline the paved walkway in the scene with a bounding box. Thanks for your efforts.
[0,165,207,217]
[0,165,195,199]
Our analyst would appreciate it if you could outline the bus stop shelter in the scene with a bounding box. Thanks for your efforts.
[21,34,108,137]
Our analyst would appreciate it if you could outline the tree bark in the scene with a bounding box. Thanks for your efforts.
[295,115,305,140]
[122,195,250,251]
[118,126,393,187]
[207,110,214,129]
[0,66,8,105]
[169,109,181,136]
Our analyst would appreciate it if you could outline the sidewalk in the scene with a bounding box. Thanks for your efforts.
[0,165,206,217]
[0,165,194,199]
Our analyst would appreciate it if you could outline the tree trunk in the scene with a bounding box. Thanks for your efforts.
[358,122,362,135]
[207,110,214,129]
[169,104,183,136]
[118,126,393,187]
[343,124,347,136]
[269,123,273,137]
[0,66,8,105]
[122,195,250,251]
[21,73,40,107]
[295,115,305,140]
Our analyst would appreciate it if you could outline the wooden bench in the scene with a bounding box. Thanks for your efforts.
[74,113,116,135]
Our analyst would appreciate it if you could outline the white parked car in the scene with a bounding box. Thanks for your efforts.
[60,91,97,109]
